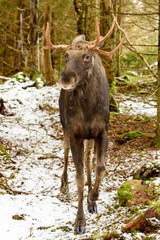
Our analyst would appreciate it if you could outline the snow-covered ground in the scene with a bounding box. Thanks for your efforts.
[0,77,159,240]
[119,96,157,116]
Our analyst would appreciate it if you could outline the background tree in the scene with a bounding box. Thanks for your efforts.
[0,0,158,80]
[156,0,160,143]
[100,0,115,85]
[43,0,55,84]
[15,0,26,72]
[30,0,39,71]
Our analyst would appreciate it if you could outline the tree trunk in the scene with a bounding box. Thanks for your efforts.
[15,0,26,72]
[156,0,160,144]
[100,0,115,86]
[73,0,88,39]
[30,0,38,71]
[43,0,55,84]
[115,0,123,77]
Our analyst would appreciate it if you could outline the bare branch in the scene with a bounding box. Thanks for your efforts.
[109,0,158,79]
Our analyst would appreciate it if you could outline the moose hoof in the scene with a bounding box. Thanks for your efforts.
[74,216,86,234]
[87,199,97,214]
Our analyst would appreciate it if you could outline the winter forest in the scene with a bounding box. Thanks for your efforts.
[0,0,160,239]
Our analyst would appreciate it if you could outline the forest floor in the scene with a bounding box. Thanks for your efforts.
[0,75,160,240]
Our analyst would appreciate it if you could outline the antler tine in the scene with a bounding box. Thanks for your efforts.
[96,36,126,59]
[45,22,53,49]
[99,18,115,45]
[89,17,115,50]
[45,22,69,50]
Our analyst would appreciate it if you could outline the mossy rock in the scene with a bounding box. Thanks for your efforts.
[118,180,158,206]
[11,72,28,82]
[117,131,145,144]
[29,71,45,89]
[118,182,134,206]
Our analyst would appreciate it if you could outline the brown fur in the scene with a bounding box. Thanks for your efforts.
[59,36,109,234]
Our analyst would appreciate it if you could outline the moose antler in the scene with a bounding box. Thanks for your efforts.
[45,22,69,50]
[45,19,125,58]
[89,18,125,59]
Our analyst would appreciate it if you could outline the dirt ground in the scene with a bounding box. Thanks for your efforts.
[0,77,160,240]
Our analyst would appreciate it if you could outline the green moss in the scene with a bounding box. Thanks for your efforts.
[11,72,27,82]
[0,144,10,161]
[153,202,160,216]
[29,71,46,89]
[93,236,102,240]
[56,226,71,232]
[113,231,120,238]
[124,131,144,140]
[109,93,119,112]
[118,183,134,206]
[152,139,160,147]
[118,131,145,144]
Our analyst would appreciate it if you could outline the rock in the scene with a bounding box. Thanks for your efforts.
[11,72,28,82]
[133,160,160,180]
[0,98,15,116]
[123,203,160,233]
[118,179,157,206]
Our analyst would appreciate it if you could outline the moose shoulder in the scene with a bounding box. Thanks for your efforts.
[45,19,125,234]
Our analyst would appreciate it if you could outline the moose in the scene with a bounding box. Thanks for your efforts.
[45,19,125,234]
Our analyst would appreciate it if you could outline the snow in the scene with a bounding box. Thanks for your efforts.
[119,96,157,116]
[0,77,160,240]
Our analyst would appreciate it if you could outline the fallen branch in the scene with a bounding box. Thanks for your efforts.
[0,177,29,195]
[123,205,160,233]
[0,76,11,81]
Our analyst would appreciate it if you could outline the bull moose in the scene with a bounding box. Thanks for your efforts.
[45,18,125,234]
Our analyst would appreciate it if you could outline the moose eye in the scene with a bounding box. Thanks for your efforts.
[65,53,69,61]
[83,54,90,62]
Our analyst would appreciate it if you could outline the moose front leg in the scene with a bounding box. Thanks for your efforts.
[70,137,86,234]
[88,131,107,213]
[61,133,70,193]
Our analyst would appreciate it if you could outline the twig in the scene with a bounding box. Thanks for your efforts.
[0,178,29,195]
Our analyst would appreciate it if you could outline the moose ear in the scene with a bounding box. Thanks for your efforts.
[72,35,86,44]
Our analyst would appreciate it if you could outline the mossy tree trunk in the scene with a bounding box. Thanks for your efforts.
[44,0,55,84]
[73,0,88,38]
[74,0,99,41]
[156,0,160,144]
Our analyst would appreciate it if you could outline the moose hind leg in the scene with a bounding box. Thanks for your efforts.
[70,137,86,234]
[88,131,107,212]
[84,139,97,213]
[60,133,70,193]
